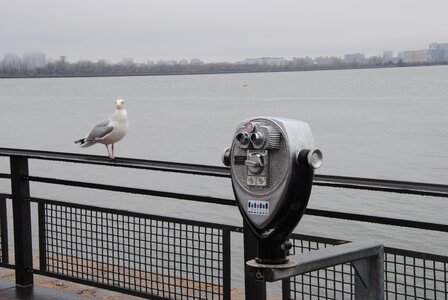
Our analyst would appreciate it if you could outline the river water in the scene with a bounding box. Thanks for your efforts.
[1,66,447,287]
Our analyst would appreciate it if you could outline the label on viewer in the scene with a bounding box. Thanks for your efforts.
[247,200,269,215]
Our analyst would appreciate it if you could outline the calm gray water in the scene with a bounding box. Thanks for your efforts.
[2,66,447,182]
[1,66,447,287]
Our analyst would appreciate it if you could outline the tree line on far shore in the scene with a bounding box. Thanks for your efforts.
[0,58,445,78]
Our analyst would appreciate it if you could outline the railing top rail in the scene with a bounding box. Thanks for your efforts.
[316,174,448,198]
[0,147,229,177]
[0,147,447,197]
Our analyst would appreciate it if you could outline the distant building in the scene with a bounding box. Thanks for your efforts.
[241,57,287,66]
[23,51,46,69]
[156,59,182,66]
[343,53,365,65]
[292,56,313,67]
[158,59,178,66]
[402,50,427,63]
[428,43,448,62]
[2,52,22,71]
[366,55,382,65]
[314,56,341,66]
[382,51,394,64]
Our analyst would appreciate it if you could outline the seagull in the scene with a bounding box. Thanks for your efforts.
[75,99,129,159]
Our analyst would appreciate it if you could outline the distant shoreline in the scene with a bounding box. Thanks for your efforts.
[0,62,446,79]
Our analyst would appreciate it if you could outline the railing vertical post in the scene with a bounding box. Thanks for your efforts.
[38,202,46,272]
[282,278,291,299]
[353,247,384,300]
[222,229,231,300]
[0,197,8,264]
[10,156,34,286]
[243,219,266,300]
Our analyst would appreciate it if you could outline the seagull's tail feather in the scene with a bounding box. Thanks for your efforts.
[74,138,94,148]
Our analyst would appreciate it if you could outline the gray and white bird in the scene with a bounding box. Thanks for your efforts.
[75,99,129,159]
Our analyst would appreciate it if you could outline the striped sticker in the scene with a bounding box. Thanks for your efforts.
[247,200,269,215]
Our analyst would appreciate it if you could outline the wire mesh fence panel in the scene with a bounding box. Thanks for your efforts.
[286,235,448,300]
[384,250,448,299]
[287,237,355,300]
[40,200,227,300]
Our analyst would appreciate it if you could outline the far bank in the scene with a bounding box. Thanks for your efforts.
[0,62,446,79]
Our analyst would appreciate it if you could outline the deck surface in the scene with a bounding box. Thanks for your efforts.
[0,279,87,300]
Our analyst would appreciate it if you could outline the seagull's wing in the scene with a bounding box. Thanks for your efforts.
[85,120,114,142]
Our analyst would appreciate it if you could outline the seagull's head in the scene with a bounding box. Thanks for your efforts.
[115,99,126,110]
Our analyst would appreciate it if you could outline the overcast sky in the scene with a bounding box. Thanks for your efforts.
[1,0,447,63]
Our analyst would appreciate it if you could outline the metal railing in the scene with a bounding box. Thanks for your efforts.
[0,147,447,299]
[37,198,233,299]
[285,234,448,299]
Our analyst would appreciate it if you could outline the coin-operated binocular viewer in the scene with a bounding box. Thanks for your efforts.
[223,117,384,300]
[222,117,322,264]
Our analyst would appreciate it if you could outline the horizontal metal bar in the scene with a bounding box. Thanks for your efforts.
[1,148,447,197]
[289,233,349,246]
[30,197,242,232]
[289,233,448,263]
[0,173,10,179]
[1,148,447,232]
[27,176,448,232]
[0,147,229,177]
[0,193,10,199]
[246,241,383,282]
[28,175,236,206]
[0,263,15,269]
[314,174,448,198]
[305,208,448,232]
[384,246,448,263]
